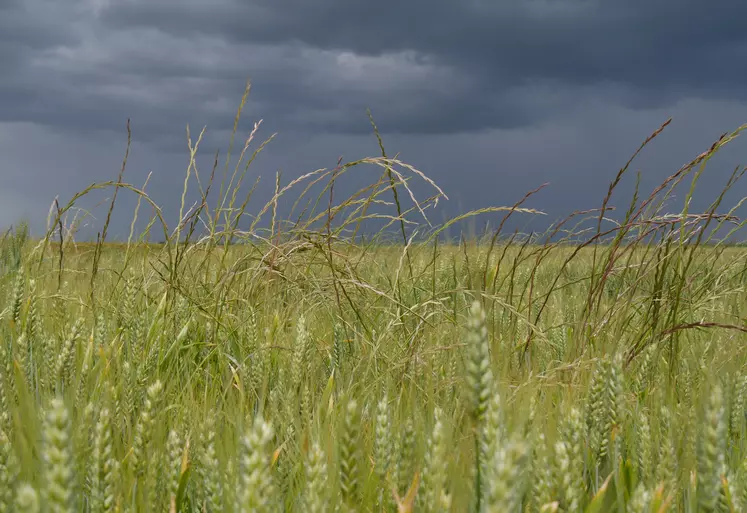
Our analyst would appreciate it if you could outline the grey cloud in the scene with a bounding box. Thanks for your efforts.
[4,0,745,144]
[0,1,79,49]
[2,0,747,238]
[100,1,747,96]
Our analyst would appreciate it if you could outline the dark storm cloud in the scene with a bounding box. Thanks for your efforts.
[2,0,745,141]
[2,0,747,239]
[100,0,747,106]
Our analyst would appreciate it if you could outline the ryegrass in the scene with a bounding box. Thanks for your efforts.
[0,85,747,512]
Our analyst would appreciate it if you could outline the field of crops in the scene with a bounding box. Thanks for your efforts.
[1,107,746,512]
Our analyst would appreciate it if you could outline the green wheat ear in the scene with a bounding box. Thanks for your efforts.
[15,483,40,513]
[556,407,586,512]
[339,398,361,507]
[656,405,677,497]
[485,435,529,511]
[465,300,492,422]
[697,384,727,512]
[304,440,328,513]
[531,433,555,511]
[10,266,25,328]
[628,483,652,513]
[636,407,652,485]
[738,457,747,510]
[165,429,183,501]
[91,406,117,513]
[399,418,416,495]
[132,379,162,478]
[421,407,452,512]
[200,417,223,513]
[54,317,83,389]
[0,428,19,511]
[291,314,309,394]
[239,415,275,513]
[43,397,74,513]
[374,392,392,506]
[464,299,492,510]
[730,373,747,445]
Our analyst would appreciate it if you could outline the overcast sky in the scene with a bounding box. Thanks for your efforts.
[3,0,747,240]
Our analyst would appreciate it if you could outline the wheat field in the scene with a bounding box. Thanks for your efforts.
[1,91,746,512]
